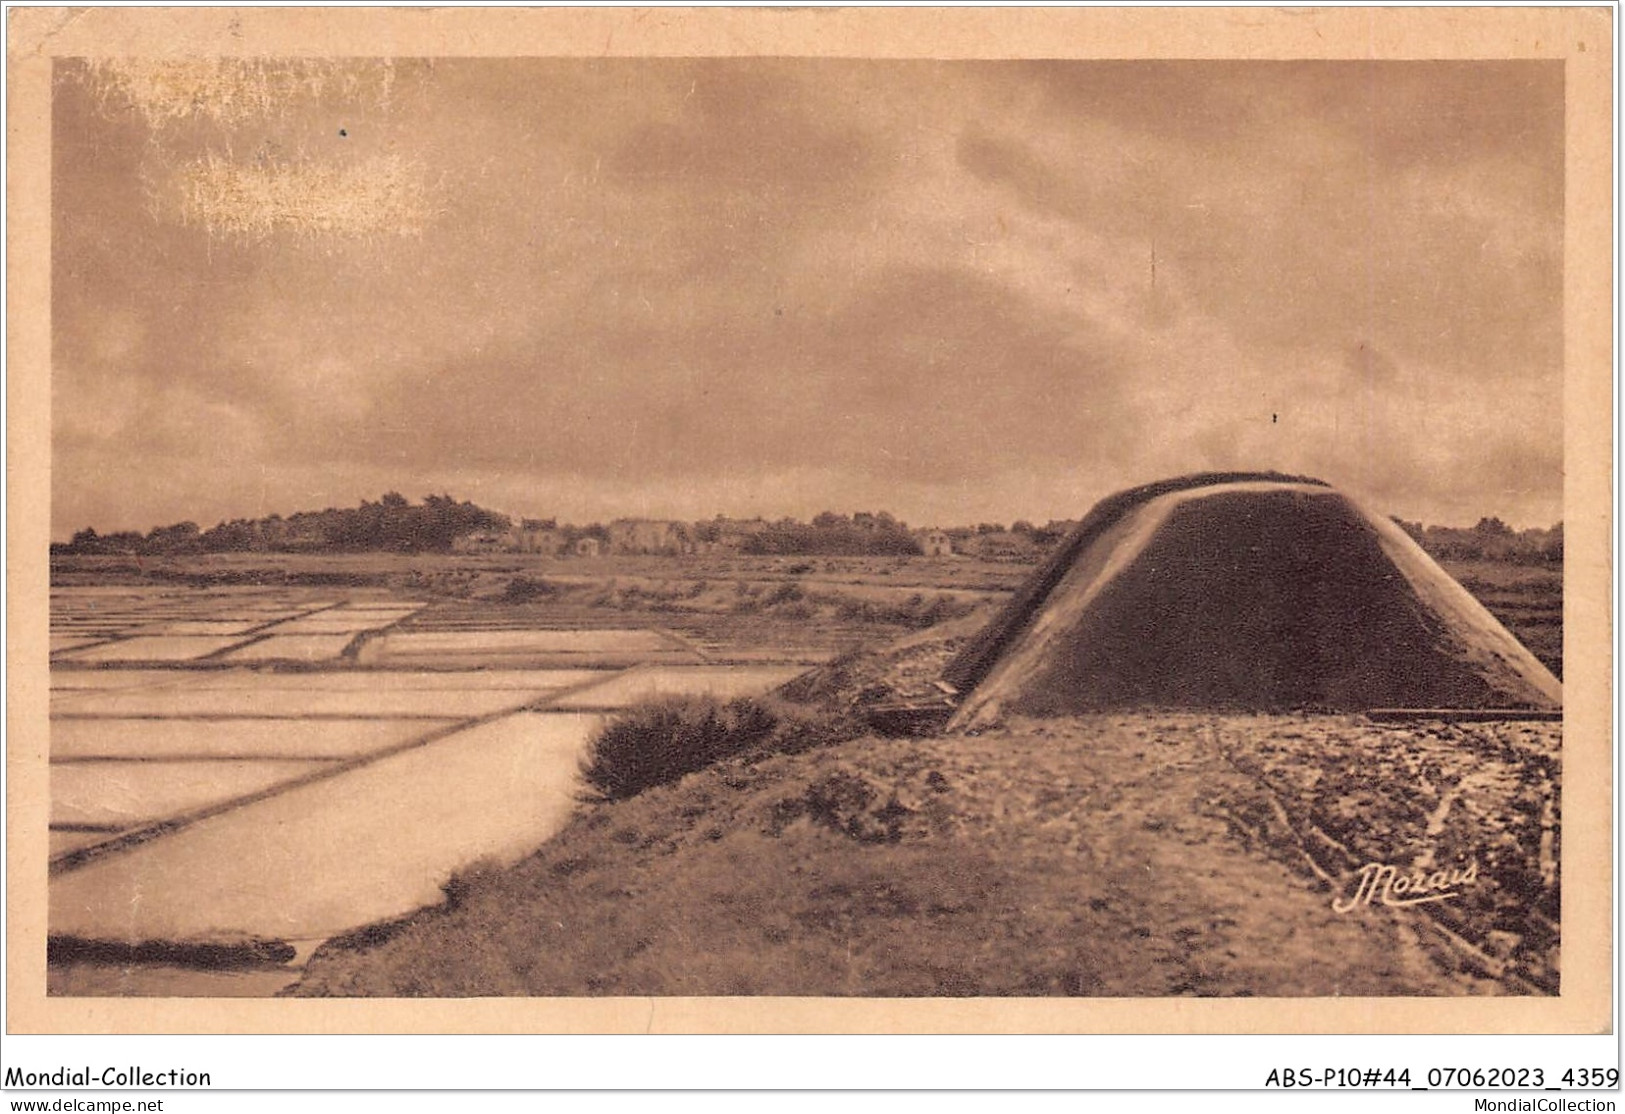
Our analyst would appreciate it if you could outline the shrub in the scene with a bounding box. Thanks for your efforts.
[832,593,977,629]
[764,582,804,605]
[502,576,560,603]
[581,696,777,800]
[580,695,865,800]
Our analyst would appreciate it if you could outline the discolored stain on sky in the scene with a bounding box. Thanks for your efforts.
[52,58,1563,535]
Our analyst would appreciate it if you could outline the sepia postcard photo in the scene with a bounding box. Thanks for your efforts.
[5,6,1614,1039]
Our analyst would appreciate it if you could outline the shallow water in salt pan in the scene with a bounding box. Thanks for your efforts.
[143,620,275,636]
[52,759,321,828]
[49,637,107,654]
[378,629,672,654]
[45,586,819,978]
[223,634,356,663]
[54,686,540,718]
[57,636,250,663]
[49,713,604,942]
[52,718,446,761]
[256,617,401,635]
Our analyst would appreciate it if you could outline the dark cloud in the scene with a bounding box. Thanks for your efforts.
[292,264,1131,493]
[1011,60,1562,184]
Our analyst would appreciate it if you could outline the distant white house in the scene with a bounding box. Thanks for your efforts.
[914,528,955,557]
[510,525,565,555]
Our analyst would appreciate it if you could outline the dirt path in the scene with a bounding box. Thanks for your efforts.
[960,717,1493,996]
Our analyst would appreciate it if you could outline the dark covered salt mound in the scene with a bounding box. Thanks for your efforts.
[946,476,1561,726]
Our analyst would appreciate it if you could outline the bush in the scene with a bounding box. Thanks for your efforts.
[580,695,864,800]
[581,696,776,800]
[832,593,977,629]
[764,582,804,605]
[502,576,560,603]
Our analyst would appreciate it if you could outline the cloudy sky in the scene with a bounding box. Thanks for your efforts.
[53,58,1563,536]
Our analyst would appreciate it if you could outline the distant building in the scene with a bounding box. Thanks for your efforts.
[608,519,693,555]
[452,530,510,554]
[572,536,604,557]
[915,528,955,557]
[955,530,1039,561]
[510,524,565,555]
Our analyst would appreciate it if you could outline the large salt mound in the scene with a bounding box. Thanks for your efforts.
[946,476,1561,726]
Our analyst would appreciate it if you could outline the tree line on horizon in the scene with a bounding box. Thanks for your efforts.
[56,493,511,557]
[1390,516,1562,566]
[52,493,1561,565]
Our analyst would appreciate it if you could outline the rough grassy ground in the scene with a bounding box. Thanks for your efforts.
[291,713,1555,997]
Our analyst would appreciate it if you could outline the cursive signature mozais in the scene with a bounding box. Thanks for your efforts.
[1332,860,1478,913]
